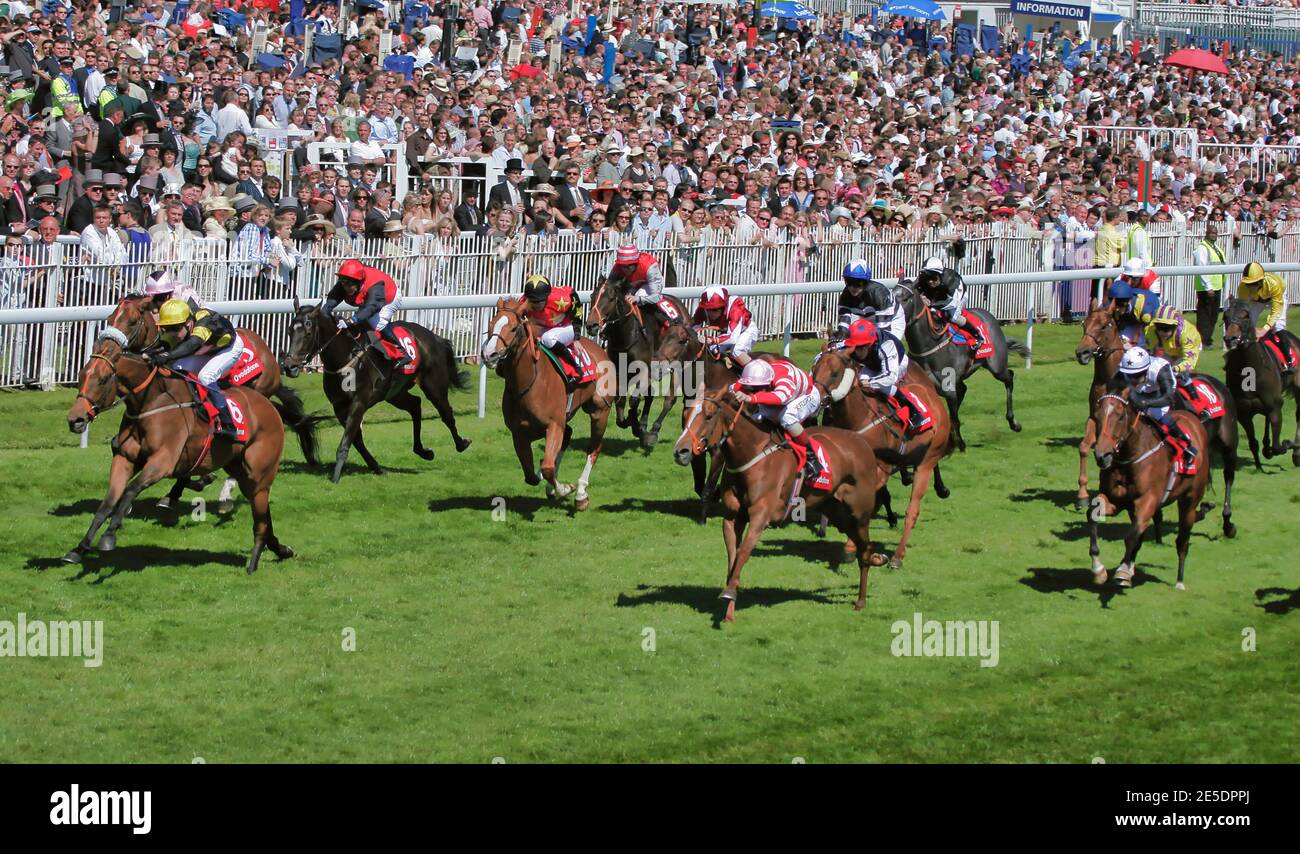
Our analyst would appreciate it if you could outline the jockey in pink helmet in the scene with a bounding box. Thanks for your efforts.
[731,358,824,480]
[144,269,204,313]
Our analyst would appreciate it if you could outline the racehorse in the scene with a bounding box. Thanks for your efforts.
[673,388,887,621]
[585,262,688,449]
[1076,300,1238,537]
[1089,390,1210,590]
[64,349,292,574]
[809,343,952,569]
[1222,299,1300,469]
[99,294,323,509]
[281,300,472,483]
[893,278,1028,451]
[481,298,614,511]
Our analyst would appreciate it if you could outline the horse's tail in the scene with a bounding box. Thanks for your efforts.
[272,384,327,467]
[1004,337,1031,357]
[441,337,470,390]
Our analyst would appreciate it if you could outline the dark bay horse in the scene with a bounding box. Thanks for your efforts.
[1076,301,1238,538]
[809,343,952,569]
[1222,299,1300,469]
[482,298,613,510]
[585,265,689,449]
[65,350,292,574]
[673,389,887,621]
[99,294,323,510]
[281,300,472,483]
[893,279,1028,450]
[1090,391,1210,590]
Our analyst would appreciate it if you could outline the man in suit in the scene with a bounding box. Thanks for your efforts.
[64,169,105,233]
[235,157,268,203]
[364,188,399,238]
[1,156,30,236]
[181,183,205,233]
[487,157,528,223]
[454,186,485,234]
[45,108,77,164]
[553,162,592,230]
[92,101,129,174]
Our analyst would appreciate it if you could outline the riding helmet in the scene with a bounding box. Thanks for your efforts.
[524,274,552,302]
[737,360,775,387]
[1241,261,1266,284]
[700,285,729,310]
[1119,347,1152,374]
[843,259,873,284]
[844,317,879,348]
[338,259,367,282]
[158,298,192,327]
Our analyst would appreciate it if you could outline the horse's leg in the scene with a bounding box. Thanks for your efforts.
[1241,412,1263,472]
[1292,389,1300,467]
[390,391,434,461]
[575,399,608,512]
[721,502,772,623]
[1174,494,1196,591]
[512,429,541,486]
[948,379,967,452]
[421,372,472,452]
[1265,400,1286,457]
[851,512,877,611]
[1115,493,1159,588]
[1088,492,1115,584]
[539,421,570,499]
[330,399,360,482]
[97,451,180,553]
[1078,417,1096,510]
[228,451,294,576]
[647,366,677,448]
[933,463,950,499]
[1220,432,1237,538]
[888,462,935,570]
[615,393,630,429]
[158,478,186,510]
[63,454,136,564]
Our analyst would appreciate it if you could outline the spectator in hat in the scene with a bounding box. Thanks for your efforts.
[454,185,485,234]
[27,184,58,230]
[64,169,104,233]
[202,196,236,240]
[488,157,528,222]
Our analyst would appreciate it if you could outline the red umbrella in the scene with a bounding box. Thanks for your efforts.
[1163,48,1229,75]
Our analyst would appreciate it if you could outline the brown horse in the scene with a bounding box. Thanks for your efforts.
[64,349,292,574]
[481,298,613,510]
[99,294,322,510]
[1222,299,1300,468]
[673,389,887,621]
[1076,300,1239,538]
[809,344,952,569]
[1089,391,1210,590]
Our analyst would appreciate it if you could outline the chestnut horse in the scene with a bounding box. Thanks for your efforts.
[1222,299,1300,469]
[98,294,323,509]
[65,349,292,574]
[809,344,952,569]
[481,298,613,511]
[1076,300,1238,538]
[1089,391,1210,590]
[673,389,887,621]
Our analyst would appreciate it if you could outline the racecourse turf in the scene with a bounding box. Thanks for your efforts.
[2,314,1298,764]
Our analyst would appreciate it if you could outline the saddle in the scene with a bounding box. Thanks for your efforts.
[784,434,833,493]
[1176,378,1225,422]
[540,339,598,385]
[1261,333,1299,375]
[360,323,420,375]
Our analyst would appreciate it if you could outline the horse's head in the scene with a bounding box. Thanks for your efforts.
[67,349,152,433]
[653,321,694,364]
[103,294,161,353]
[673,389,737,466]
[584,274,624,336]
[481,297,528,368]
[1222,299,1254,351]
[892,278,920,321]
[1092,391,1135,470]
[809,342,856,406]
[281,297,325,378]
[1076,298,1118,365]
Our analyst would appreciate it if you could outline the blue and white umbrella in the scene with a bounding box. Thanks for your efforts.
[881,0,946,22]
[760,1,819,20]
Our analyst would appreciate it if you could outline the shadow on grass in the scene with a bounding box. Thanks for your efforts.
[615,583,842,626]
[1020,565,1168,607]
[49,497,178,524]
[1008,487,1084,510]
[427,494,555,521]
[1255,587,1300,615]
[26,546,245,581]
[1043,435,1084,450]
[752,535,852,568]
[597,495,706,520]
[590,435,652,459]
[281,458,424,478]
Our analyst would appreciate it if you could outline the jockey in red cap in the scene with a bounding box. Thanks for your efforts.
[841,317,927,433]
[610,243,667,329]
[321,259,410,370]
[731,358,824,480]
[692,285,758,366]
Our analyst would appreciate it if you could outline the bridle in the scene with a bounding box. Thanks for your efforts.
[75,350,163,420]
[588,275,647,347]
[1079,310,1123,359]
[1094,392,1148,465]
[484,304,543,397]
[680,390,747,457]
[812,346,902,439]
[287,306,348,373]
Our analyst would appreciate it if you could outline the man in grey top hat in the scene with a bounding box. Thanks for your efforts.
[64,168,105,233]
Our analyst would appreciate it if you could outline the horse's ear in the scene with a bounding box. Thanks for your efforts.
[1088,297,1098,314]
[293,295,301,312]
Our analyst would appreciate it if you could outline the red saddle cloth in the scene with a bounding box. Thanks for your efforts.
[787,435,833,492]
[552,341,598,384]
[373,325,420,375]
[1177,378,1225,420]
[1261,335,1299,374]
[655,299,682,331]
[186,379,251,443]
[894,387,935,433]
[221,344,264,386]
[946,312,995,360]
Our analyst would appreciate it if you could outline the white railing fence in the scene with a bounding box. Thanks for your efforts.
[3,222,1299,392]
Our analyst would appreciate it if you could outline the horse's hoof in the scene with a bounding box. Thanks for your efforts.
[525,474,542,486]
[1175,581,1186,591]
[97,534,116,552]
[1091,565,1108,586]
[275,544,295,560]
[1263,446,1275,459]
[1224,522,1238,539]
[455,438,472,453]
[554,483,574,499]
[887,555,903,570]
[575,497,589,512]
[870,553,888,567]
[157,496,172,510]
[1009,420,1023,433]
[641,433,658,450]
[217,501,235,515]
[415,448,435,460]
[843,539,858,556]
[854,600,866,611]
[61,550,82,565]
[1076,496,1090,511]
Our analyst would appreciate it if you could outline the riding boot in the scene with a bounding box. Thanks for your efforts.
[1164,419,1199,473]
[205,385,239,439]
[790,432,823,481]
[1271,331,1298,375]
[378,325,413,371]
[960,317,986,349]
[886,390,918,434]
[547,343,580,391]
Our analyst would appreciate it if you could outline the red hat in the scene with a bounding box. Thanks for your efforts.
[615,244,640,265]
[844,317,878,348]
[339,259,366,280]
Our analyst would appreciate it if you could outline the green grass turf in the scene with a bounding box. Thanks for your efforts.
[1,314,1298,763]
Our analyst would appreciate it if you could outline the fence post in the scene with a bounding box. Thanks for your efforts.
[782,292,794,358]
[478,360,488,419]
[38,245,63,389]
[78,309,94,449]
[1025,284,1034,371]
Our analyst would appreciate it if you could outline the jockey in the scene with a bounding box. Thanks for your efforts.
[143,269,204,312]
[148,299,242,438]
[321,259,410,370]
[841,316,927,433]
[1107,280,1156,346]
[1145,304,1201,387]
[522,273,583,390]
[1121,257,1162,295]
[730,358,824,480]
[610,243,667,330]
[693,285,757,366]
[838,259,905,341]
[1117,347,1199,473]
[915,255,984,349]
[1238,261,1295,374]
